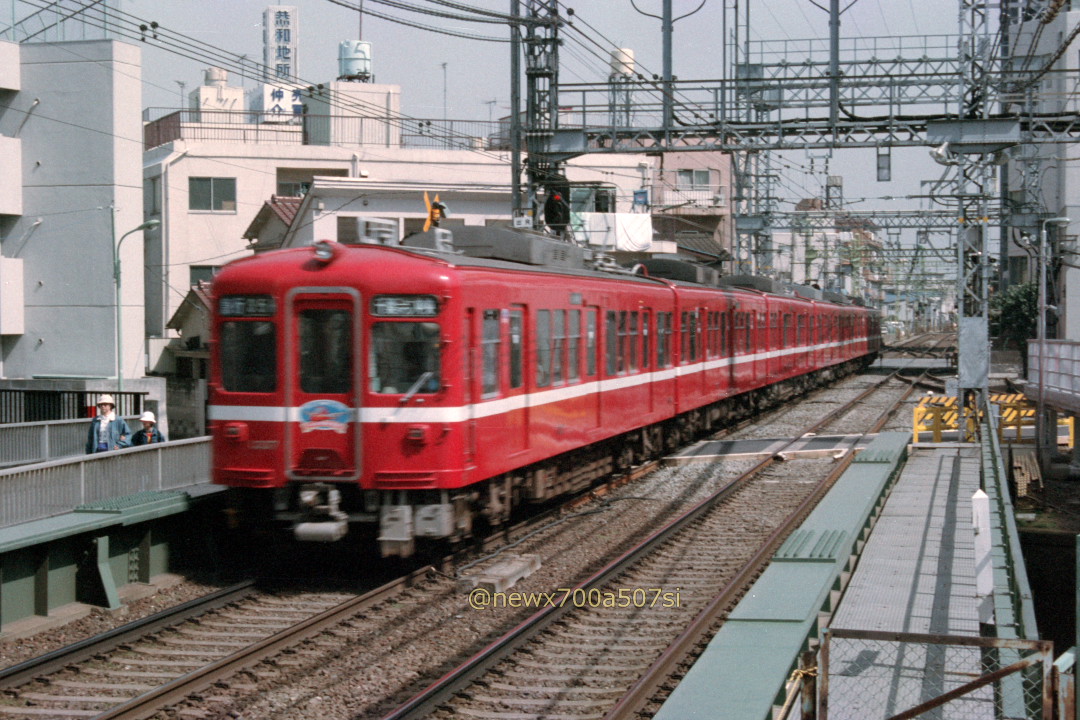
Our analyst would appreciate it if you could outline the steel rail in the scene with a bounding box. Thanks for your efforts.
[93,566,434,720]
[0,581,257,689]
[379,373,913,720]
[603,374,923,719]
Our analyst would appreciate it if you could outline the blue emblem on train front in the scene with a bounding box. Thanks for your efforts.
[298,399,351,434]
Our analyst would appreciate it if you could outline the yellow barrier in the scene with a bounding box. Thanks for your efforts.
[912,393,1072,445]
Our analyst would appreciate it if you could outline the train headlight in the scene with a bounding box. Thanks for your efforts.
[313,239,338,264]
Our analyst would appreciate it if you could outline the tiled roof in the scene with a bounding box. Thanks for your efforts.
[268,195,302,226]
[243,195,303,240]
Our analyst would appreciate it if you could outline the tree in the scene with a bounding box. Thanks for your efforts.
[990,282,1037,374]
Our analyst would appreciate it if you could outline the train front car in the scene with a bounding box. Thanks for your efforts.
[210,241,465,555]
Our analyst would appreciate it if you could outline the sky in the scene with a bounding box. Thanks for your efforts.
[7,0,965,240]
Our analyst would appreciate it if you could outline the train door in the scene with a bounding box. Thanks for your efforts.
[507,306,529,452]
[642,308,654,413]
[284,289,361,481]
[586,306,601,429]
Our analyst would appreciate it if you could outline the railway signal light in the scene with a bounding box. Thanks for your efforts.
[544,188,570,232]
[424,191,448,232]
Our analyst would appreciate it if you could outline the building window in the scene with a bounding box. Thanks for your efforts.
[337,216,360,244]
[277,181,310,197]
[676,169,711,189]
[190,266,220,286]
[189,177,236,211]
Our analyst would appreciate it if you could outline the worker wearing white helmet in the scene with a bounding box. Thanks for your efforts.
[85,394,131,454]
[132,411,166,446]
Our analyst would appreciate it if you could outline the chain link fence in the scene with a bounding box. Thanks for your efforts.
[819,629,1053,720]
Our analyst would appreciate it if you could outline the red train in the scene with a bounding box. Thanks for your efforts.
[209,226,880,555]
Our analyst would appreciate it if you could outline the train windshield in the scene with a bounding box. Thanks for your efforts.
[369,322,441,394]
[220,321,277,393]
[299,309,352,394]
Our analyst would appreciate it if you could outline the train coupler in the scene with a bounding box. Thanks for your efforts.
[293,483,349,542]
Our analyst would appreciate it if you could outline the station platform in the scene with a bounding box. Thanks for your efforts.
[0,439,218,636]
[655,432,1041,720]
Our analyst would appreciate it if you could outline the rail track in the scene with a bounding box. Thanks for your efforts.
[0,372,915,720]
[887,330,956,358]
[382,374,919,720]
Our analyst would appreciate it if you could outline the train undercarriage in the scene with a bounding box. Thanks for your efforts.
[227,355,873,557]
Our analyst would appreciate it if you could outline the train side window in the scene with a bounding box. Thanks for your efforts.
[745,313,753,353]
[680,311,688,364]
[221,321,277,393]
[537,309,551,388]
[783,314,792,348]
[606,311,618,376]
[797,315,805,346]
[509,308,524,389]
[369,322,440,394]
[657,313,668,367]
[642,309,651,369]
[629,311,638,371]
[587,309,598,376]
[705,311,713,358]
[719,312,727,356]
[552,310,565,385]
[481,309,500,397]
[619,311,629,373]
[689,310,699,361]
[568,310,581,382]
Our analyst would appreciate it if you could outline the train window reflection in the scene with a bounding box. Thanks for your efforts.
[300,309,352,394]
[221,321,277,392]
[370,322,441,394]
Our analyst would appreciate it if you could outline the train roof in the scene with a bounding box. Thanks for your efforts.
[217,226,873,311]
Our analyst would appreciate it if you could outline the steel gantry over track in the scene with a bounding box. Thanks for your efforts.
[515,0,1079,419]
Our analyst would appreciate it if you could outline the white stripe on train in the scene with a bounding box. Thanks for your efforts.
[207,338,869,425]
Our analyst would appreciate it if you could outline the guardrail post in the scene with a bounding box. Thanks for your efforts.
[800,649,817,720]
[973,489,993,624]
[88,535,121,610]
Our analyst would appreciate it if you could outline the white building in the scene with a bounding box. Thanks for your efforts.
[143,71,667,374]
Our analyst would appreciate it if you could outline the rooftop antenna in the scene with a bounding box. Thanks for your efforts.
[484,98,497,123]
[175,80,186,110]
[358,0,364,39]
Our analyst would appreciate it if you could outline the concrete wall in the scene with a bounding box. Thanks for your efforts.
[0,40,143,381]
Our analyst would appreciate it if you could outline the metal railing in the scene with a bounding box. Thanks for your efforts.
[0,438,212,529]
[0,416,140,467]
[0,389,144,423]
[1029,339,1080,404]
[819,629,1053,719]
[143,108,503,152]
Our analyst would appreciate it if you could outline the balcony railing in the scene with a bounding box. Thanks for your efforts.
[143,108,507,152]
